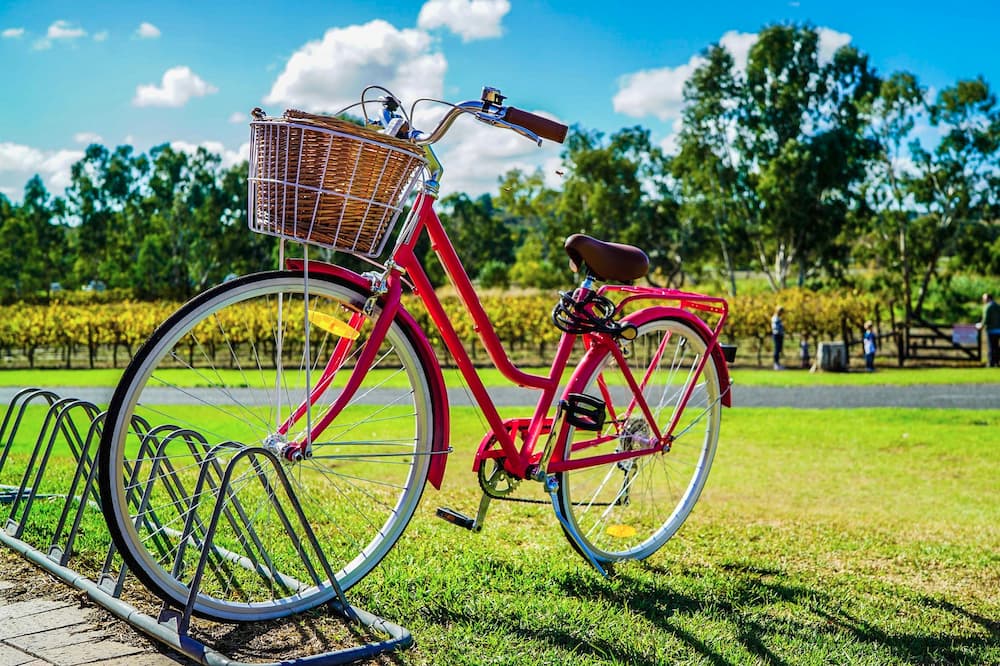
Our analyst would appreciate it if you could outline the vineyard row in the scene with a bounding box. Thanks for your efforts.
[0,288,878,369]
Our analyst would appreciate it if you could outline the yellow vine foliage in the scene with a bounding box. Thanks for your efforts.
[727,288,878,342]
[0,288,879,367]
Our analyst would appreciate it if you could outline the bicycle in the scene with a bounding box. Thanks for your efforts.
[97,86,735,623]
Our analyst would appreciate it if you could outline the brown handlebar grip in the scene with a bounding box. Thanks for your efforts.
[505,107,568,144]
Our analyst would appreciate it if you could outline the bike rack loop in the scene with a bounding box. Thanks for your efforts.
[0,388,413,665]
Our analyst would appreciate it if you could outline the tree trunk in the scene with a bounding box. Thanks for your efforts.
[899,221,913,323]
[913,242,945,319]
[713,213,737,297]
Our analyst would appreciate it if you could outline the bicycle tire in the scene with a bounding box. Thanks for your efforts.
[556,314,722,562]
[98,270,436,622]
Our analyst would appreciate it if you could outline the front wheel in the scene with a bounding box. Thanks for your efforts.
[98,271,436,622]
[556,315,723,563]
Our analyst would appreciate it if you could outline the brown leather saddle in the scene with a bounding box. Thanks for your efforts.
[564,234,649,282]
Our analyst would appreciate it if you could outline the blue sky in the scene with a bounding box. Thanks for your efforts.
[2,0,999,202]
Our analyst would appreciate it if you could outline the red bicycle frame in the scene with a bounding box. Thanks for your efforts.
[280,189,731,481]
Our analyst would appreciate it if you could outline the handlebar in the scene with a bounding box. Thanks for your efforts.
[390,87,569,147]
[503,107,569,144]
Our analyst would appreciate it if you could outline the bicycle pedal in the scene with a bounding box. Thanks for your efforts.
[436,507,476,530]
[561,393,606,431]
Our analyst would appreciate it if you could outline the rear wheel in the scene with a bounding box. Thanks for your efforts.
[556,315,722,562]
[98,271,435,622]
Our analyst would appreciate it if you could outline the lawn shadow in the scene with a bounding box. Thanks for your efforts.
[412,555,795,665]
[806,591,999,665]
[556,558,999,665]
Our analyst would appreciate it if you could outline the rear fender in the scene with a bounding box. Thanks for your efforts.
[286,259,451,488]
[568,306,732,407]
[625,306,732,406]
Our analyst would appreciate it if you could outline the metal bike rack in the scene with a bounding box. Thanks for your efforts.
[0,387,413,665]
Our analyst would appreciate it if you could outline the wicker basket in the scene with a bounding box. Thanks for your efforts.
[248,109,426,256]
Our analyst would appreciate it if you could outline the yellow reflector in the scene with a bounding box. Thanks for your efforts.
[606,524,637,538]
[308,311,360,340]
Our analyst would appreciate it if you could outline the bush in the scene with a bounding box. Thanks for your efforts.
[477,261,510,289]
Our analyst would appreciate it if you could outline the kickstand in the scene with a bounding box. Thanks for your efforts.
[545,476,608,577]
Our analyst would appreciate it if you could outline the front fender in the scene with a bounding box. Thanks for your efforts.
[286,259,451,489]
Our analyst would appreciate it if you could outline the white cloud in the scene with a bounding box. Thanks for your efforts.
[264,20,446,114]
[74,132,103,144]
[613,58,704,122]
[133,66,218,107]
[0,143,43,171]
[171,140,250,168]
[0,142,84,198]
[430,108,565,197]
[136,22,160,39]
[817,27,852,64]
[93,30,109,42]
[613,27,852,123]
[47,20,86,40]
[2,28,24,39]
[657,117,686,156]
[228,111,248,124]
[417,0,510,42]
[718,30,757,72]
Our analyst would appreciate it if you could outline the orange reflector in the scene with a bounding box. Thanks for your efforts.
[308,311,360,340]
[606,524,637,538]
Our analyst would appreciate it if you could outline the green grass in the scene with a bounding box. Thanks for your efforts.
[357,406,1000,665]
[1,364,997,391]
[2,403,997,664]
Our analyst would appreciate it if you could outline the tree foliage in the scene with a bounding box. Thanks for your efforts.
[860,73,1000,319]
[675,25,880,292]
[1,21,997,324]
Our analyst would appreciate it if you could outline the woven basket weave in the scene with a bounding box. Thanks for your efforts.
[248,109,426,256]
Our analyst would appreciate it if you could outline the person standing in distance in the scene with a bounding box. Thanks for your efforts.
[977,293,1000,367]
[771,305,785,370]
[863,320,877,372]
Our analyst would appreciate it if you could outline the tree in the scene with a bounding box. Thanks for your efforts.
[860,71,928,319]
[129,145,274,299]
[862,74,1000,320]
[66,144,147,289]
[744,27,879,289]
[907,77,1000,316]
[215,160,275,278]
[495,169,567,288]
[555,126,680,285]
[0,192,24,299]
[0,178,67,300]
[677,24,879,291]
[432,192,515,286]
[673,44,752,295]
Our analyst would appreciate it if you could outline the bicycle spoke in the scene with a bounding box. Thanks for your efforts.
[558,316,722,562]
[99,272,434,621]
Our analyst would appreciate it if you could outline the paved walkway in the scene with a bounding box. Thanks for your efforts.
[726,383,999,409]
[0,582,189,666]
[2,382,999,410]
